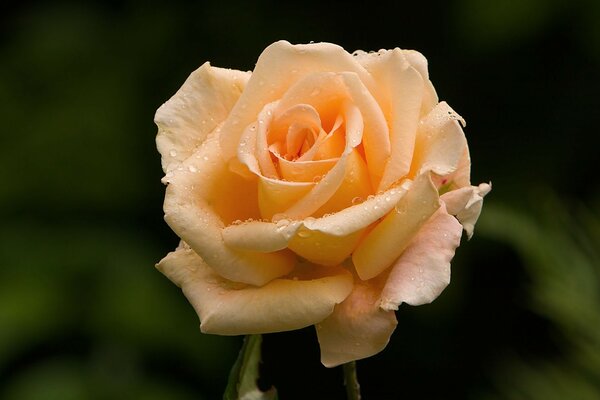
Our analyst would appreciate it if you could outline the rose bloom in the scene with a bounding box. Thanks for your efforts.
[155,41,490,367]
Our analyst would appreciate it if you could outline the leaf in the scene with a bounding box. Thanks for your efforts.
[223,335,278,400]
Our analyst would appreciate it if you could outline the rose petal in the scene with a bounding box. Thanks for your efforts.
[355,49,424,192]
[222,219,302,252]
[313,149,372,217]
[164,132,295,286]
[409,102,468,179]
[441,182,491,238]
[353,172,440,280]
[402,50,439,116]
[157,245,353,335]
[280,101,363,219]
[302,180,412,236]
[379,205,463,310]
[156,63,250,172]
[288,227,366,267]
[316,281,397,367]
[220,41,377,162]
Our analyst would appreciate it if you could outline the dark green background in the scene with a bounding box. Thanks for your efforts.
[2,0,599,399]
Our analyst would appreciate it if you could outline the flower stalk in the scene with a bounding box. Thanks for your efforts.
[343,361,361,400]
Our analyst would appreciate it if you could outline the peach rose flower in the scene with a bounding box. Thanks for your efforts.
[155,41,490,367]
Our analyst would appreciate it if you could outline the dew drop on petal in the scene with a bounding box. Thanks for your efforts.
[169,149,177,157]
[188,165,197,173]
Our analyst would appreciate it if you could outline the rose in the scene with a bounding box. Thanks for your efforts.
[155,41,490,367]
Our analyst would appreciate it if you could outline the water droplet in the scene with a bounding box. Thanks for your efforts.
[231,219,242,225]
[169,149,177,157]
[203,155,209,161]
[385,196,391,202]
[367,195,375,201]
[201,120,207,125]
[313,175,323,183]
[352,196,362,205]
[188,165,197,173]
[297,230,311,238]
[310,88,321,97]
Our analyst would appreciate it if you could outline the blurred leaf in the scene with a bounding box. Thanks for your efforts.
[478,195,600,398]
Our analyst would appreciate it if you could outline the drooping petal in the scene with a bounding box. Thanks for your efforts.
[164,132,295,286]
[316,281,397,367]
[156,63,250,172]
[220,41,377,162]
[353,172,440,280]
[441,183,491,238]
[157,245,353,335]
[379,205,463,310]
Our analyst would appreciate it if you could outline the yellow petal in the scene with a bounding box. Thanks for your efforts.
[164,132,295,286]
[316,281,397,367]
[352,172,440,280]
[157,245,353,335]
[379,205,463,310]
[156,63,250,173]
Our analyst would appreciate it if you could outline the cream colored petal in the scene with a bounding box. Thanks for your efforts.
[255,103,280,179]
[222,219,302,252]
[156,63,250,172]
[441,183,491,238]
[356,49,424,192]
[157,245,353,335]
[220,41,377,162]
[164,132,295,286]
[353,172,440,280]
[410,102,468,178]
[379,205,463,310]
[316,281,397,367]
[301,180,412,236]
[402,50,439,116]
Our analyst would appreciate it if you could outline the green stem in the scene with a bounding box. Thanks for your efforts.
[343,361,361,400]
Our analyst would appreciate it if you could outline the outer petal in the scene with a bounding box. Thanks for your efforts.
[410,102,468,178]
[156,63,250,172]
[316,281,397,367]
[356,49,425,191]
[352,172,440,280]
[157,245,353,335]
[164,131,295,286]
[220,41,378,162]
[379,205,463,310]
[441,183,491,238]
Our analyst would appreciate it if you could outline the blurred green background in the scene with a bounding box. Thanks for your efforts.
[1,0,599,399]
